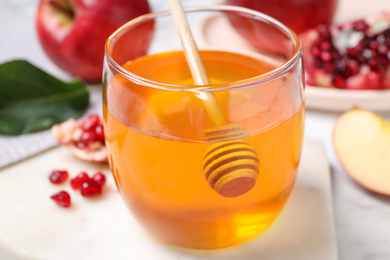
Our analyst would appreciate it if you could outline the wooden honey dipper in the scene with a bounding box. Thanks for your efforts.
[167,0,259,197]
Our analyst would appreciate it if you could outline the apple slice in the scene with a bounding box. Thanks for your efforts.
[333,108,390,195]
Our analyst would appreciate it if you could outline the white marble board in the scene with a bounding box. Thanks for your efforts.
[0,137,337,259]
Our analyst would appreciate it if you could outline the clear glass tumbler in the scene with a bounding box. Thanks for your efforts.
[103,5,305,249]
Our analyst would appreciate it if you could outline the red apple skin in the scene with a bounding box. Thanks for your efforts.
[36,0,151,82]
[224,0,338,34]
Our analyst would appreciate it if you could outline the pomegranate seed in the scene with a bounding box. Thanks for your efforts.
[376,34,386,44]
[347,60,360,74]
[320,41,332,51]
[314,59,323,67]
[51,191,71,207]
[81,182,102,197]
[82,114,101,132]
[367,71,381,80]
[92,172,106,187]
[363,49,374,59]
[324,62,334,72]
[361,37,371,47]
[49,170,69,184]
[74,140,87,149]
[369,41,379,51]
[357,53,366,64]
[332,51,341,59]
[366,71,383,89]
[347,42,364,57]
[71,172,91,190]
[311,46,321,57]
[377,63,388,75]
[334,59,347,71]
[378,45,389,55]
[353,20,368,31]
[95,125,105,142]
[75,131,97,149]
[333,76,346,88]
[320,51,332,62]
[368,57,380,70]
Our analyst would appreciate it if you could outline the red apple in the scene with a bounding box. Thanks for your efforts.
[36,0,151,82]
[224,0,338,34]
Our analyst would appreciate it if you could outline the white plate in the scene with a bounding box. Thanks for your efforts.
[197,14,390,112]
[305,86,390,112]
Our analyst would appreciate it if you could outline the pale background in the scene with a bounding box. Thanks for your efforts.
[1,0,390,259]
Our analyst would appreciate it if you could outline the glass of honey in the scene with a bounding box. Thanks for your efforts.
[103,5,305,249]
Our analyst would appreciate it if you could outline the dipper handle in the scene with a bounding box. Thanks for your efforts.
[167,0,259,197]
[167,0,227,126]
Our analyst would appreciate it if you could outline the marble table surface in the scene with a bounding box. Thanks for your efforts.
[1,0,390,259]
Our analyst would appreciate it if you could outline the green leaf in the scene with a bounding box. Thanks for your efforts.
[0,60,89,135]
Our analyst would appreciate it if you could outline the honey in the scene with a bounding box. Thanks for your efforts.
[103,50,305,249]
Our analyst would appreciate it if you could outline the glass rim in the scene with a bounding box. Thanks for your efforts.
[105,4,302,92]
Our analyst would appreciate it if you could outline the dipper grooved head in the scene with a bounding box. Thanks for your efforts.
[203,140,259,197]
